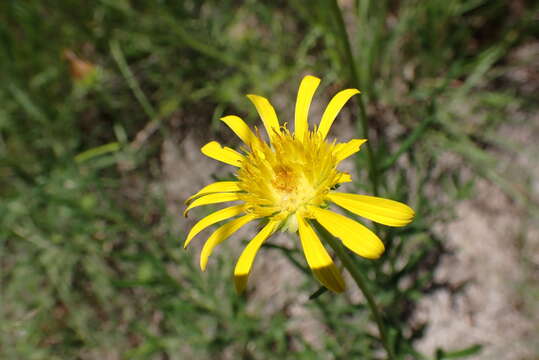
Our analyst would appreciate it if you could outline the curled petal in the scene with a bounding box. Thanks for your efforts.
[318,89,360,140]
[184,205,245,248]
[220,115,256,146]
[200,214,255,271]
[310,206,385,259]
[327,192,415,227]
[334,139,367,162]
[246,94,281,140]
[233,220,280,293]
[336,173,352,184]
[201,141,244,167]
[185,181,242,204]
[183,192,241,217]
[295,75,321,141]
[297,214,345,293]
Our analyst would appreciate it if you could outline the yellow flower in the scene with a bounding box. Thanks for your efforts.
[184,75,414,293]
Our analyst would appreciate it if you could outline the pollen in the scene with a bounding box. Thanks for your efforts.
[272,165,297,193]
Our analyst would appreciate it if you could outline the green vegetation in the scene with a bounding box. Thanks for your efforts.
[1,1,537,359]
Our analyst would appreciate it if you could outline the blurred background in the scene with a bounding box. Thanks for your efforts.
[1,1,538,359]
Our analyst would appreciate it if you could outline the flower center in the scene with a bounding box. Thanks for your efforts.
[237,129,343,220]
[272,165,297,193]
[270,164,317,214]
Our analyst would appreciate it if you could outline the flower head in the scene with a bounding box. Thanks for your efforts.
[184,76,414,293]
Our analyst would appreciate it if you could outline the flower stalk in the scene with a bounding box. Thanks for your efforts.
[325,3,395,357]
[317,223,395,360]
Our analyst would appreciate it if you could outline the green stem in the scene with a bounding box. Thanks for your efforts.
[328,0,379,196]
[110,40,157,120]
[318,225,395,360]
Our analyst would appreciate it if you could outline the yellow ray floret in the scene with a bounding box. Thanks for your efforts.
[334,139,368,162]
[200,214,255,271]
[220,115,256,146]
[295,75,321,141]
[183,192,241,217]
[327,192,415,227]
[318,88,360,140]
[310,206,385,259]
[201,141,244,167]
[246,94,281,141]
[184,205,245,248]
[185,181,242,204]
[297,214,345,293]
[336,172,352,184]
[234,220,280,293]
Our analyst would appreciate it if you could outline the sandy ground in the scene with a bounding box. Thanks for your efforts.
[413,70,539,357]
[413,178,539,359]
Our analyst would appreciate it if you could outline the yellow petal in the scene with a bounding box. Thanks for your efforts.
[233,220,280,293]
[327,192,415,227]
[294,75,321,141]
[310,206,385,259]
[185,181,242,204]
[201,141,244,167]
[246,94,281,140]
[318,89,360,140]
[297,214,345,293]
[184,205,245,249]
[220,115,256,146]
[200,214,255,271]
[337,173,352,184]
[183,192,241,217]
[334,139,368,162]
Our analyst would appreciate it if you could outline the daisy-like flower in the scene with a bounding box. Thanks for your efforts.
[184,75,414,293]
